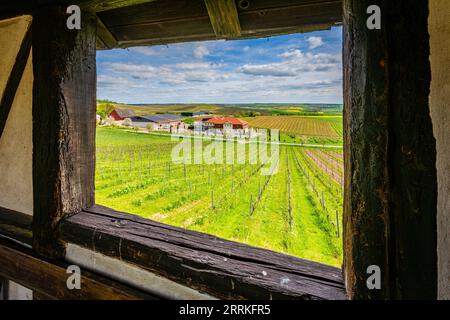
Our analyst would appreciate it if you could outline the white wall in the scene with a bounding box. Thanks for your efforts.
[0,16,33,215]
[429,0,450,300]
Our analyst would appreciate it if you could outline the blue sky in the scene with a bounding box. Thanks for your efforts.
[97,27,342,104]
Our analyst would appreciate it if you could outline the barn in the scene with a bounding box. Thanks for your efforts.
[0,0,448,302]
[133,114,185,132]
[108,109,136,121]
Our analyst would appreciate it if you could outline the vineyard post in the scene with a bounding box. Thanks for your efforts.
[129,155,132,176]
[99,162,104,179]
[148,159,151,177]
[249,195,253,217]
[336,210,340,237]
[139,150,142,182]
[321,191,325,209]
[258,180,261,199]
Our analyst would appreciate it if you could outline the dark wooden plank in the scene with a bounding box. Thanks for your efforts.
[0,0,158,18]
[32,6,97,258]
[239,0,342,34]
[0,207,32,246]
[343,0,436,299]
[98,0,209,27]
[204,0,241,38]
[96,16,118,49]
[0,238,156,300]
[111,16,215,46]
[61,205,346,300]
[80,0,157,13]
[236,0,337,11]
[98,0,342,47]
[0,22,31,140]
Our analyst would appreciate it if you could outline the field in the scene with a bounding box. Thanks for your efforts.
[96,100,342,118]
[96,127,344,266]
[246,115,343,146]
[247,116,340,137]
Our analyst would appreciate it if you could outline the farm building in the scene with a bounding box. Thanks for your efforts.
[133,114,186,132]
[203,116,248,130]
[0,0,449,302]
[108,108,136,121]
[180,111,211,117]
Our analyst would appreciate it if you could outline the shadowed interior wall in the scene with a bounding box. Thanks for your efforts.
[429,0,450,300]
[344,0,437,299]
[0,16,33,216]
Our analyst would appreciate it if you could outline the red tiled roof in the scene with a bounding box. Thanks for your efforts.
[205,116,248,125]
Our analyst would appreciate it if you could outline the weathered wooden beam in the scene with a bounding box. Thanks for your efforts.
[32,6,97,258]
[0,207,32,246]
[96,16,118,49]
[61,205,346,300]
[0,23,31,140]
[204,0,241,38]
[79,0,157,13]
[238,0,342,34]
[0,239,156,299]
[343,0,436,299]
[100,0,342,48]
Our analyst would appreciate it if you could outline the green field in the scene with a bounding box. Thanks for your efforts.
[96,127,344,267]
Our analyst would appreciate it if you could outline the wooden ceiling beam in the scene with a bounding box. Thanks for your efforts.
[79,0,158,13]
[204,0,241,38]
[96,16,118,49]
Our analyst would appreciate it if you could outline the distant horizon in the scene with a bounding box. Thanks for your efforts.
[99,101,343,106]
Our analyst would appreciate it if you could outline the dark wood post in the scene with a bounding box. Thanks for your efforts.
[32,6,97,258]
[343,0,437,299]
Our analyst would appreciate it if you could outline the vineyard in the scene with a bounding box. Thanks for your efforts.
[247,116,342,138]
[95,127,344,267]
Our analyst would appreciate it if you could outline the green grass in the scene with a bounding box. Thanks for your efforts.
[95,127,343,267]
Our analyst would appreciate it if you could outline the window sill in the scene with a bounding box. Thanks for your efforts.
[60,205,346,300]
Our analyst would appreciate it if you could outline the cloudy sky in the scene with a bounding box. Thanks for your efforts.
[97,27,342,104]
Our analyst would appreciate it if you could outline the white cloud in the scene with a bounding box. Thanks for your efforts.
[307,36,324,49]
[128,47,159,56]
[237,49,341,77]
[193,45,209,59]
[238,64,297,77]
[103,61,228,85]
